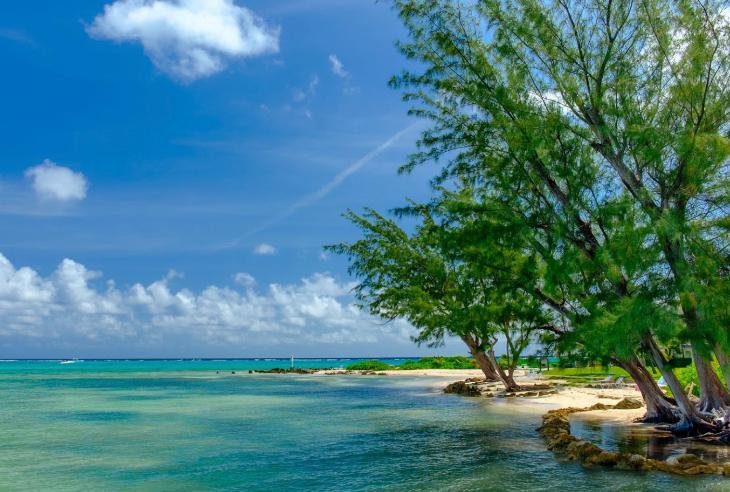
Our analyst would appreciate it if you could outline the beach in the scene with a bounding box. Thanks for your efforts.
[316,368,649,422]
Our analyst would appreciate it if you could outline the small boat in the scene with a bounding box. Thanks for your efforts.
[60,358,79,365]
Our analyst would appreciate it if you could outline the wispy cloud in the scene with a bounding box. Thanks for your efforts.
[241,122,421,240]
[293,74,319,102]
[328,54,358,94]
[328,54,348,78]
[0,28,35,46]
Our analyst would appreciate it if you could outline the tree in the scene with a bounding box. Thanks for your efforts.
[327,208,496,381]
[437,185,681,422]
[328,204,551,390]
[390,0,730,431]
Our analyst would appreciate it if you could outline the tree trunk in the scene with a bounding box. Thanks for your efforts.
[487,347,521,391]
[715,345,730,392]
[692,343,730,413]
[613,356,678,423]
[460,335,498,381]
[659,236,730,412]
[644,334,711,435]
[473,350,499,381]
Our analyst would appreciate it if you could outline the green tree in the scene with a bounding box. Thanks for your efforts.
[390,0,729,431]
[328,204,550,390]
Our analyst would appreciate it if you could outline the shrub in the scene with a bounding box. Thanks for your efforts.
[345,360,393,371]
[399,356,476,370]
[671,362,726,397]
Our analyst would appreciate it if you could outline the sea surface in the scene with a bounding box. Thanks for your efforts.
[0,359,727,491]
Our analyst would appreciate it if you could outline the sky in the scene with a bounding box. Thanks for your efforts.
[0,0,468,358]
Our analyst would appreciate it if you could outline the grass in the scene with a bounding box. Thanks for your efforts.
[542,366,635,387]
[544,367,632,378]
[672,362,726,397]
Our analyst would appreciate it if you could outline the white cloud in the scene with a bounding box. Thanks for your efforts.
[25,159,88,202]
[233,272,256,287]
[253,243,276,255]
[0,253,412,348]
[0,28,35,46]
[328,54,347,78]
[87,0,279,82]
[292,74,319,103]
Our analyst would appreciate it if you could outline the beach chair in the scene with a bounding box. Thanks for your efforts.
[612,376,626,388]
[596,375,614,389]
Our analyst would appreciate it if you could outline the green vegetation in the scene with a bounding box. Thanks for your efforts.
[346,357,477,371]
[332,0,730,435]
[399,356,477,370]
[544,367,629,378]
[673,363,727,397]
[345,360,393,371]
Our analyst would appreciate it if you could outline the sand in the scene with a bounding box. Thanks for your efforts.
[314,368,649,423]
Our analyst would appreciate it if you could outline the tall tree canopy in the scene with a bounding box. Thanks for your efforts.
[385,0,729,431]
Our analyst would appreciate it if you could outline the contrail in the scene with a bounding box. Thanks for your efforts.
[241,122,421,240]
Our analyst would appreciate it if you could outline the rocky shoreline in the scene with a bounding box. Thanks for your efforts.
[539,402,730,476]
[441,375,730,476]
[443,377,559,398]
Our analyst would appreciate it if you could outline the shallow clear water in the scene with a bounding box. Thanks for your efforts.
[571,415,730,463]
[0,360,727,491]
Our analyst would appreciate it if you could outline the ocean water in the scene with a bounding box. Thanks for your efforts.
[0,360,726,491]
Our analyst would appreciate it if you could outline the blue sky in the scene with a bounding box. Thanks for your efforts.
[0,0,466,358]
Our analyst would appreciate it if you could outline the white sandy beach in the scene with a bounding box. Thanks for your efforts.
[315,368,650,422]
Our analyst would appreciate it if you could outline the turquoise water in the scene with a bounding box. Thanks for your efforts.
[0,358,412,375]
[0,360,726,491]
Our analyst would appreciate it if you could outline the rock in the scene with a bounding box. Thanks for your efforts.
[614,397,643,409]
[587,403,611,411]
[666,454,705,466]
[623,453,649,471]
[443,380,482,397]
[253,367,318,374]
[566,440,602,461]
[586,451,620,467]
